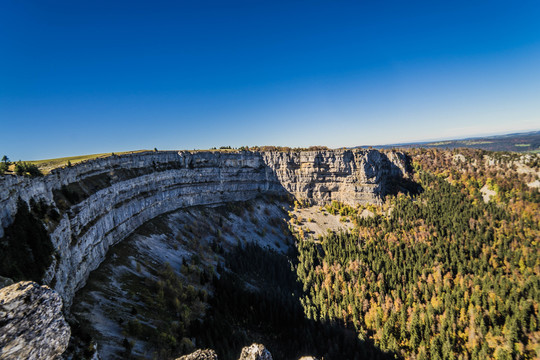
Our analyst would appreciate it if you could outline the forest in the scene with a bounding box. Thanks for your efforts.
[296,149,539,359]
[192,243,397,360]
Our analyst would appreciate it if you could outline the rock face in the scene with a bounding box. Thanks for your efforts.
[238,344,273,360]
[0,150,408,305]
[0,281,70,360]
[261,150,407,204]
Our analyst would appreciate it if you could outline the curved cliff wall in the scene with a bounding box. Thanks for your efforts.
[262,150,407,204]
[0,149,408,304]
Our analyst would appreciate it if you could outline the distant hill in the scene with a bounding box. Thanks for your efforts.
[370,130,540,153]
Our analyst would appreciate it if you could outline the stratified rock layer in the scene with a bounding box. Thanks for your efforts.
[262,150,407,204]
[0,150,408,305]
[0,281,70,360]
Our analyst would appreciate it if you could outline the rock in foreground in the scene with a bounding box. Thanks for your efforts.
[238,344,273,360]
[0,281,70,360]
[177,349,218,360]
[179,344,273,360]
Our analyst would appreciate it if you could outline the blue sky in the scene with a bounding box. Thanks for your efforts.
[1,1,539,160]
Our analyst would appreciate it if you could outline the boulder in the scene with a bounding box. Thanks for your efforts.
[0,281,70,360]
[239,343,273,360]
[177,349,218,360]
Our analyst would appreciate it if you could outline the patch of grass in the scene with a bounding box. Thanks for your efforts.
[514,143,531,147]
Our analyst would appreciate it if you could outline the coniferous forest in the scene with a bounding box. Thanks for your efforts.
[193,243,397,360]
[296,149,539,359]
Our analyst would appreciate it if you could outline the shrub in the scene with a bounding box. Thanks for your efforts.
[14,161,43,177]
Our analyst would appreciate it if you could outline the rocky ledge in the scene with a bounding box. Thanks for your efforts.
[178,343,316,360]
[0,281,70,360]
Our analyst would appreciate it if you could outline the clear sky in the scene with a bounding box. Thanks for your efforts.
[1,1,539,160]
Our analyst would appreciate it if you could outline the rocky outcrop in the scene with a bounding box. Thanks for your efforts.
[0,150,409,305]
[0,281,70,360]
[238,344,273,360]
[177,349,218,360]
[179,344,272,360]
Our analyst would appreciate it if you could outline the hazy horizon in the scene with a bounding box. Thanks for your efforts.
[6,128,536,162]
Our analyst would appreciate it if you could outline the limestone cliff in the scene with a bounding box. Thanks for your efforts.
[261,149,408,204]
[0,149,409,305]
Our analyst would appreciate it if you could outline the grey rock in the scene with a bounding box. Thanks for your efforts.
[176,344,274,360]
[239,343,272,360]
[177,349,218,360]
[261,149,407,205]
[0,281,70,360]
